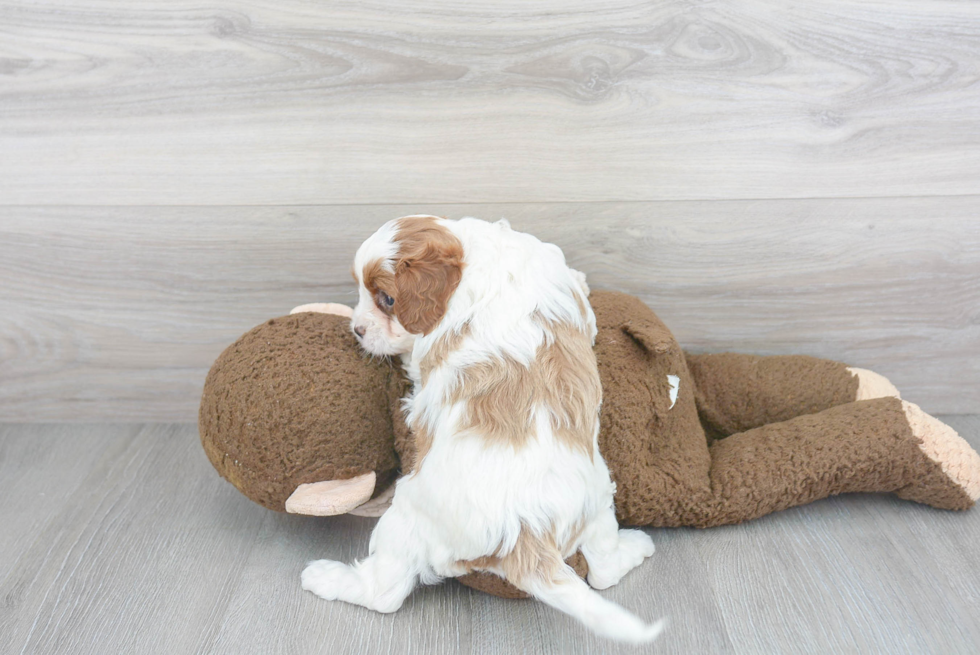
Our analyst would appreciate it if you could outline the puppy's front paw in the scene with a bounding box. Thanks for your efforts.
[302,559,356,601]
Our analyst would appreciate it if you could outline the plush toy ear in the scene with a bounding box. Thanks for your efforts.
[620,317,675,355]
[289,303,353,318]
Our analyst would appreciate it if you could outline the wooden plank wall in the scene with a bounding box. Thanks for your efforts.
[1,1,978,420]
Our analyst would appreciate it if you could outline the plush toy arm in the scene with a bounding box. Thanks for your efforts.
[285,472,377,516]
[284,474,397,517]
[684,353,899,440]
[694,398,980,527]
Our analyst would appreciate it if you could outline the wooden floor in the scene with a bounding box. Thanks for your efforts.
[2,418,978,654]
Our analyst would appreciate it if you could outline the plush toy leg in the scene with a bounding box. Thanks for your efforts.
[694,397,980,527]
[897,401,980,506]
[684,353,899,439]
[301,505,422,613]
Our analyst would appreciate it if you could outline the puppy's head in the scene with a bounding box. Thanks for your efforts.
[351,215,464,356]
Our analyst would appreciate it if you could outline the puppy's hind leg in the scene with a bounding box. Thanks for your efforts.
[580,505,655,590]
[302,505,423,613]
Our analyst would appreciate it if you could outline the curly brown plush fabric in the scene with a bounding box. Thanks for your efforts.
[588,291,712,527]
[686,352,860,441]
[701,396,974,526]
[578,292,973,528]
[199,291,980,600]
[199,312,402,511]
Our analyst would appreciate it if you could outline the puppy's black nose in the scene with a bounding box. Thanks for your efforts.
[353,325,366,338]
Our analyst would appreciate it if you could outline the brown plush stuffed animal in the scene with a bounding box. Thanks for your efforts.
[199,291,980,598]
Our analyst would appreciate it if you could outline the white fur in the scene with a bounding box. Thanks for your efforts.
[304,216,662,644]
[667,375,680,409]
[350,219,414,355]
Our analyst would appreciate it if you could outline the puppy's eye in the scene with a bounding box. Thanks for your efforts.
[376,291,395,311]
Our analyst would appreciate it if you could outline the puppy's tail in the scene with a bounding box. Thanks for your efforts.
[516,564,666,644]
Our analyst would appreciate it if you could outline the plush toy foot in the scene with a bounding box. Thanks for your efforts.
[896,401,980,508]
[848,367,901,401]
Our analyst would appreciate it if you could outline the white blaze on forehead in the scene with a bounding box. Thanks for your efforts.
[353,219,402,281]
[667,375,680,409]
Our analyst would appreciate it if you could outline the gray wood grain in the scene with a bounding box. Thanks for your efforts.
[1,1,978,205]
[2,199,978,421]
[1,418,978,654]
[0,424,269,654]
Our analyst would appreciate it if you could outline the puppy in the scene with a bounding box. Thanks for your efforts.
[302,215,664,643]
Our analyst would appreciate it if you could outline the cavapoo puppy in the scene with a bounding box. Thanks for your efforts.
[302,215,664,643]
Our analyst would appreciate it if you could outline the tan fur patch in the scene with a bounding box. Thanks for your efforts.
[574,292,588,321]
[499,529,566,585]
[407,420,434,473]
[363,257,395,299]
[419,323,470,385]
[538,321,602,456]
[392,216,464,335]
[410,324,472,472]
[457,526,568,587]
[451,317,600,456]
[453,355,539,447]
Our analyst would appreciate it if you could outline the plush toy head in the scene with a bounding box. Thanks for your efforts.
[199,311,410,515]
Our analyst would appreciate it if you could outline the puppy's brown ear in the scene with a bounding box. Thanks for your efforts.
[394,219,464,335]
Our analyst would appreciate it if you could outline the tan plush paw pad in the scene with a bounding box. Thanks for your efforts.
[903,401,980,502]
[285,471,377,515]
[848,367,901,401]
